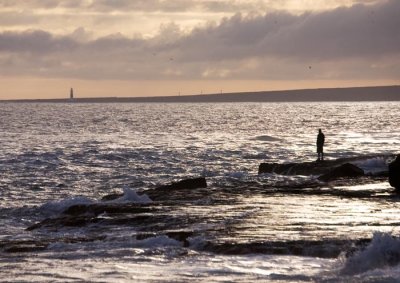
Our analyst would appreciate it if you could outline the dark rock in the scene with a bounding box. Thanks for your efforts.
[318,163,364,182]
[258,155,392,176]
[63,204,93,216]
[258,160,345,175]
[5,244,48,253]
[156,177,207,190]
[27,204,157,231]
[165,231,194,247]
[136,233,158,241]
[63,203,154,216]
[101,193,124,201]
[200,239,365,258]
[389,155,400,191]
[135,231,194,247]
[27,215,95,231]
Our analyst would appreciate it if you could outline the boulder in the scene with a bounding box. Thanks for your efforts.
[318,163,364,182]
[389,155,400,190]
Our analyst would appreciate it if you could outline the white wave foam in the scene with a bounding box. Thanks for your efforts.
[341,232,400,275]
[353,157,389,174]
[40,187,151,216]
[107,187,152,204]
[134,235,182,248]
[226,171,248,179]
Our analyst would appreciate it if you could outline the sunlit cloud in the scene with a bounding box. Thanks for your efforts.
[0,0,388,37]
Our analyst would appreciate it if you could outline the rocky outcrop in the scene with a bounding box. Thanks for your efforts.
[259,161,323,175]
[389,155,400,190]
[101,177,208,202]
[28,177,208,232]
[258,158,361,175]
[27,203,157,231]
[258,155,391,177]
[318,163,364,182]
[155,177,207,190]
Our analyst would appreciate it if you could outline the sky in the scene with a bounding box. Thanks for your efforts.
[0,0,399,99]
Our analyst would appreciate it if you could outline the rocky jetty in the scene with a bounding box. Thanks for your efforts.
[259,156,374,176]
[258,155,392,182]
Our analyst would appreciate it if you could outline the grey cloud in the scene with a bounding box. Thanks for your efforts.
[0,11,40,26]
[174,0,400,62]
[0,0,399,81]
[1,0,386,13]
[0,30,77,54]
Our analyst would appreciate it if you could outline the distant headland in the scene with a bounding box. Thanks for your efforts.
[2,85,400,103]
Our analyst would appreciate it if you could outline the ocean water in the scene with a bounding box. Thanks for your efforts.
[0,102,400,282]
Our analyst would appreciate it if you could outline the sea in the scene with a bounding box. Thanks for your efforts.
[0,101,400,282]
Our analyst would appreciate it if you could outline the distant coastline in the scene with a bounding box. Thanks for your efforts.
[2,85,400,103]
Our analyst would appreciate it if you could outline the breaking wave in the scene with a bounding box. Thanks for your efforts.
[341,232,400,275]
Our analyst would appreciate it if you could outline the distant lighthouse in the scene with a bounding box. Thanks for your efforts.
[70,88,74,100]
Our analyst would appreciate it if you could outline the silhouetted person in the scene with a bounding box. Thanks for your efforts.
[317,129,325,161]
[389,155,400,191]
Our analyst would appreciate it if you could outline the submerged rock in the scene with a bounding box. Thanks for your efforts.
[389,155,400,191]
[318,163,365,182]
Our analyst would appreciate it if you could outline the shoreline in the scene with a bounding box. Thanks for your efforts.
[1,85,400,103]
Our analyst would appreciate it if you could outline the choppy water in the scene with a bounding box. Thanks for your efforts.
[1,102,400,282]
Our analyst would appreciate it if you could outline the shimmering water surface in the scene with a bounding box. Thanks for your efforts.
[1,102,400,282]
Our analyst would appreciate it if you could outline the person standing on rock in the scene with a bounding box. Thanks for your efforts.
[317,129,325,161]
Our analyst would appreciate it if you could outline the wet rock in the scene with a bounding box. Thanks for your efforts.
[1,237,107,253]
[389,155,400,191]
[258,159,348,175]
[101,177,207,202]
[258,155,391,176]
[5,244,49,253]
[27,204,158,231]
[101,193,124,201]
[135,231,194,247]
[156,177,207,190]
[27,215,95,231]
[136,233,158,241]
[201,239,367,258]
[165,231,194,247]
[0,239,49,253]
[63,203,155,216]
[318,163,364,182]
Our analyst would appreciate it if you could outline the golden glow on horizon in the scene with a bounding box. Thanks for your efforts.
[1,77,398,100]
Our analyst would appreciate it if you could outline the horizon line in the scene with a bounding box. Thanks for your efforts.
[1,84,400,102]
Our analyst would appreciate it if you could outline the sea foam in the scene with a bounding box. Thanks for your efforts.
[341,232,400,275]
[107,187,152,204]
[353,157,389,174]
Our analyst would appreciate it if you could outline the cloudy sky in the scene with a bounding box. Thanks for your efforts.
[0,0,399,99]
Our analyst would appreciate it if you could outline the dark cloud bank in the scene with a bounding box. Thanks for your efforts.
[0,0,399,80]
